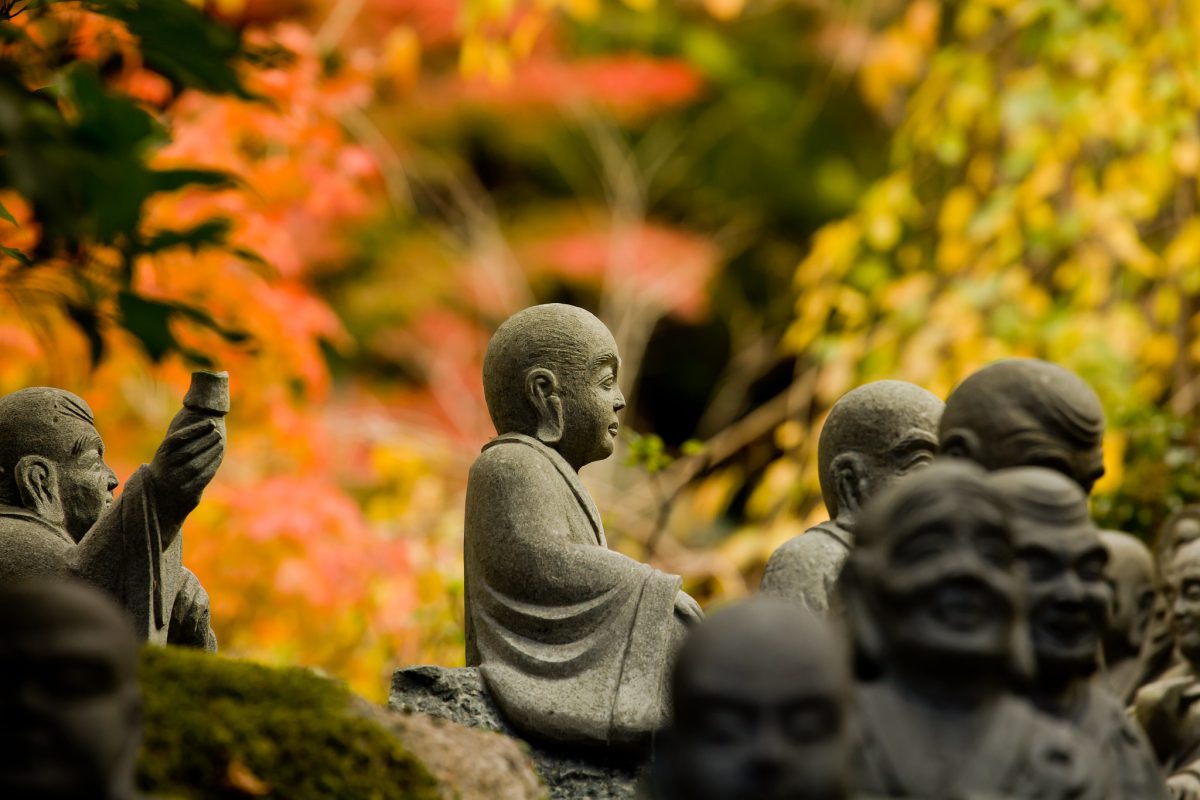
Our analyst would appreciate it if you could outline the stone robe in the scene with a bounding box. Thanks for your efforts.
[0,467,216,651]
[1133,664,1200,781]
[854,681,1103,799]
[464,432,688,749]
[1048,682,1167,800]
[760,519,851,614]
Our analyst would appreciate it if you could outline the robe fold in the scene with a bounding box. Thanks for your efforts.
[465,433,687,748]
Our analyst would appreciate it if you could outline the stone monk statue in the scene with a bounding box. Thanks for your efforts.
[465,304,703,749]
[990,467,1167,800]
[840,461,1101,799]
[1133,538,1200,800]
[760,381,943,613]
[647,599,857,800]
[1098,529,1157,702]
[939,358,1106,495]
[0,372,226,650]
[0,579,146,800]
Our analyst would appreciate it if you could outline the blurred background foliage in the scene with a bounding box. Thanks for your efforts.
[2,0,1198,698]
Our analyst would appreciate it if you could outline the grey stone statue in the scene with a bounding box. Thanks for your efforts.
[1133,538,1200,800]
[0,371,225,650]
[840,461,1101,799]
[760,381,943,613]
[648,599,854,800]
[939,358,1106,494]
[989,467,1167,800]
[1137,507,1200,700]
[465,304,703,749]
[1097,529,1157,702]
[0,579,145,800]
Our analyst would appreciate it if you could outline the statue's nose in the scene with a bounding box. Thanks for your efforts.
[614,388,626,412]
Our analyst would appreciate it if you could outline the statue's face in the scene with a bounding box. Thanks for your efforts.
[556,327,625,470]
[874,498,1017,667]
[1015,526,1109,677]
[55,419,119,543]
[988,409,1105,495]
[1103,551,1155,652]
[0,616,138,797]
[672,652,848,800]
[866,424,939,498]
[1167,556,1200,663]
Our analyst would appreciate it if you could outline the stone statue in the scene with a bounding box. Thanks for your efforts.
[1133,538,1200,800]
[840,461,1100,799]
[989,467,1167,800]
[464,304,703,749]
[0,371,226,650]
[1137,507,1200,699]
[1097,529,1157,702]
[939,358,1106,494]
[0,579,145,800]
[647,598,855,800]
[760,381,943,613]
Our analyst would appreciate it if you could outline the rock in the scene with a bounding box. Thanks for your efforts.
[391,666,644,800]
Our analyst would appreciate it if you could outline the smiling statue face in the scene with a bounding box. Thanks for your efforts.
[1166,541,1200,665]
[556,321,626,471]
[878,497,1017,665]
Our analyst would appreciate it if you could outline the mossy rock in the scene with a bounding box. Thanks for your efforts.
[137,646,441,800]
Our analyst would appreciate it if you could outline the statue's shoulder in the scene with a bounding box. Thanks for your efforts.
[468,436,565,496]
[768,521,850,565]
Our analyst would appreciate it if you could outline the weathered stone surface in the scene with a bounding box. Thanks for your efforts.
[842,461,1104,799]
[760,380,942,612]
[991,467,1168,800]
[466,304,701,750]
[939,358,1106,494]
[1099,529,1156,703]
[391,666,642,800]
[0,579,144,800]
[0,371,225,650]
[647,599,854,800]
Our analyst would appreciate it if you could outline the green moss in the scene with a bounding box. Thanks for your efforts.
[136,646,441,800]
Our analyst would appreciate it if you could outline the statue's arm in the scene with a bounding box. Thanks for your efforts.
[146,418,224,539]
[168,567,218,652]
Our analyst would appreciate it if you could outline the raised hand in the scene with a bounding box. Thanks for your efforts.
[149,419,225,510]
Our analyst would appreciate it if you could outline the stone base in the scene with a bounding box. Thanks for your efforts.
[390,666,645,800]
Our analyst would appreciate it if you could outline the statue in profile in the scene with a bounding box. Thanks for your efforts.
[1134,538,1200,800]
[0,371,226,650]
[760,380,942,613]
[939,358,1106,494]
[647,599,855,800]
[990,467,1167,800]
[840,461,1100,799]
[1097,529,1157,702]
[464,304,703,749]
[0,579,146,800]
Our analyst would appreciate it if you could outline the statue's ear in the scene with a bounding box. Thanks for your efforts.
[525,367,564,445]
[831,452,868,520]
[940,427,981,461]
[840,562,885,680]
[14,455,65,527]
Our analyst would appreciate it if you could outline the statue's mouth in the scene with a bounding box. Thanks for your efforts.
[608,422,619,437]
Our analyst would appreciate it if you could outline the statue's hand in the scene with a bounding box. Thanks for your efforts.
[673,591,703,624]
[149,419,224,510]
[1168,772,1200,800]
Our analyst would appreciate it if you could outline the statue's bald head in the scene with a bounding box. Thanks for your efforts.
[0,387,117,541]
[0,580,142,800]
[483,304,625,471]
[940,359,1105,494]
[667,599,851,800]
[817,380,943,524]
[0,388,96,501]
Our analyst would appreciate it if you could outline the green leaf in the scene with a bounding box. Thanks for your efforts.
[137,217,232,254]
[0,245,30,265]
[118,291,178,362]
[150,168,239,194]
